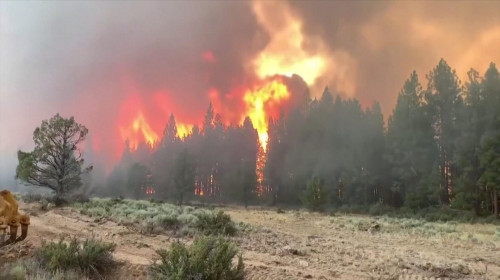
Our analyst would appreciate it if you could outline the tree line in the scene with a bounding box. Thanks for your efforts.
[16,59,499,217]
[104,103,259,207]
[264,59,499,216]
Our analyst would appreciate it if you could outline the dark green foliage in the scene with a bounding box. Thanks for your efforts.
[301,177,328,212]
[369,202,395,216]
[99,59,499,219]
[195,211,237,236]
[478,135,500,216]
[386,71,437,207]
[150,236,244,280]
[36,238,116,279]
[16,114,93,199]
[172,148,196,206]
[126,163,149,199]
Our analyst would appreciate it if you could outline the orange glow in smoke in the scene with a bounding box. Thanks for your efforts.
[243,79,290,150]
[202,50,216,63]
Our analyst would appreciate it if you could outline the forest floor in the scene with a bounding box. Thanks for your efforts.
[1,201,499,280]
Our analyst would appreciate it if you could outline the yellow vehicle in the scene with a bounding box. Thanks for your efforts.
[0,190,30,246]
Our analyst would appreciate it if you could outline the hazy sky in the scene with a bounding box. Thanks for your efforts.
[1,0,499,185]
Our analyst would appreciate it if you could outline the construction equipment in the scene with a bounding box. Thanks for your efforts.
[0,190,30,246]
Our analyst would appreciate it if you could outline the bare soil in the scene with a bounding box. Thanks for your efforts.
[2,202,499,280]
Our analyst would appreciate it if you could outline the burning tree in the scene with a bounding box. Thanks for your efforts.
[15,114,93,200]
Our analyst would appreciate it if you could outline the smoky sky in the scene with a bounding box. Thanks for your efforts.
[1,0,499,185]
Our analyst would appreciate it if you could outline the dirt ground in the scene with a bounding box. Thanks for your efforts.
[3,202,499,280]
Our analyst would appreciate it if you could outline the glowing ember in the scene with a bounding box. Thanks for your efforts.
[195,187,204,196]
[243,80,290,150]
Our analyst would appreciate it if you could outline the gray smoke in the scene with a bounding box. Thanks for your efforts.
[1,1,499,186]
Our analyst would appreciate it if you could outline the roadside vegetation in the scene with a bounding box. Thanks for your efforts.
[0,238,116,280]
[332,202,500,224]
[150,235,244,280]
[73,197,240,236]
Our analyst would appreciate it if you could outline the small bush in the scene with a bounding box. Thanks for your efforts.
[21,193,66,207]
[74,198,217,235]
[36,238,116,278]
[150,236,244,280]
[0,259,89,280]
[338,204,369,214]
[68,193,90,204]
[20,192,46,203]
[1,263,26,280]
[195,211,237,236]
[369,202,395,216]
[301,177,328,212]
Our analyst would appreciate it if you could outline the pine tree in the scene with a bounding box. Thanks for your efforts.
[424,59,464,204]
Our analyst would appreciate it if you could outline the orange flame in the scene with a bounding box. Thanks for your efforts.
[120,112,194,150]
[195,187,204,196]
[243,80,290,150]
[177,123,193,139]
[120,112,159,150]
[252,1,326,86]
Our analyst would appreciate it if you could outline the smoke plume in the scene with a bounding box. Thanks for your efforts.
[1,1,499,184]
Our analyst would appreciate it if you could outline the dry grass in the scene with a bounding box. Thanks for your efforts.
[5,198,498,279]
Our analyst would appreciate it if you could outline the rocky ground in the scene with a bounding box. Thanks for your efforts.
[1,202,499,279]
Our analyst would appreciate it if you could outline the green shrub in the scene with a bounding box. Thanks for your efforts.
[414,206,477,223]
[1,263,26,280]
[36,238,116,278]
[150,236,244,280]
[369,202,395,216]
[195,211,237,236]
[20,192,46,203]
[0,259,89,280]
[74,198,216,235]
[68,193,90,204]
[338,204,369,214]
[301,177,328,212]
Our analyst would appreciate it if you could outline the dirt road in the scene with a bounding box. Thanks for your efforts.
[11,202,500,279]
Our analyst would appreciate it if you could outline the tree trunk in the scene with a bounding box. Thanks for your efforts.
[493,188,498,217]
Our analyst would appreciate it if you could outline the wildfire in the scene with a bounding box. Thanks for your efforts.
[120,112,159,150]
[243,79,290,150]
[252,1,327,86]
[195,187,204,196]
[120,111,193,151]
[177,123,193,139]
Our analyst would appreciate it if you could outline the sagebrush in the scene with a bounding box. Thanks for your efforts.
[74,198,239,235]
[195,210,237,236]
[150,236,244,280]
[36,238,116,279]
